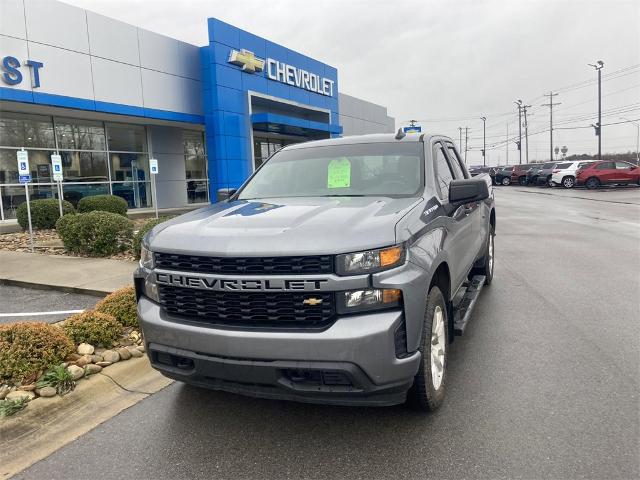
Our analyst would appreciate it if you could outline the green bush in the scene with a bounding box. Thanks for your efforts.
[16,199,74,230]
[95,286,138,328]
[62,311,123,347]
[56,211,133,256]
[77,194,128,216]
[133,216,173,259]
[0,322,74,384]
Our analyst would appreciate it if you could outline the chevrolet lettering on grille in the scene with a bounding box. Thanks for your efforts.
[155,272,329,292]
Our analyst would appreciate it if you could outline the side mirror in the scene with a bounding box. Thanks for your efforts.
[449,178,490,204]
[216,188,238,202]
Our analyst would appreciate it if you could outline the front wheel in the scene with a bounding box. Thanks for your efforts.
[502,177,511,186]
[518,176,528,186]
[406,286,449,412]
[585,177,600,189]
[562,176,575,188]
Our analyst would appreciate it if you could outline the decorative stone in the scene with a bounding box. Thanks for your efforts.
[85,364,102,375]
[36,386,57,397]
[76,356,89,367]
[67,365,85,381]
[18,384,36,391]
[101,350,120,363]
[90,355,103,363]
[77,343,95,355]
[96,361,112,367]
[116,347,132,360]
[127,346,143,358]
[66,353,82,361]
[0,385,10,399]
[6,390,35,401]
[137,345,145,353]
[94,347,106,356]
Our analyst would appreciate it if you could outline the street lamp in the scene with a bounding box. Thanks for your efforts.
[514,100,523,164]
[620,116,640,165]
[588,60,604,159]
[480,116,487,166]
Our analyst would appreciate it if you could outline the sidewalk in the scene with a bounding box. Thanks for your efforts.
[0,251,137,295]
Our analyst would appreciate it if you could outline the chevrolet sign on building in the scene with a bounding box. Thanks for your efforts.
[228,49,335,97]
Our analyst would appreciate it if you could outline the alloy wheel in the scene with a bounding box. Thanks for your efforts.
[430,306,446,390]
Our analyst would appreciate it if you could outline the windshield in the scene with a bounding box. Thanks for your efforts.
[237,142,424,199]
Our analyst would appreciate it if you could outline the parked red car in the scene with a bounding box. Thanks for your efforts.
[575,161,640,189]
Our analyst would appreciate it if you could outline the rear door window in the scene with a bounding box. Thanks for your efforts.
[596,162,615,170]
[556,163,572,169]
[615,162,633,169]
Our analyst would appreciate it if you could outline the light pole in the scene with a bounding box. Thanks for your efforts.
[480,116,486,166]
[458,127,463,152]
[620,117,640,164]
[588,60,604,158]
[514,100,523,164]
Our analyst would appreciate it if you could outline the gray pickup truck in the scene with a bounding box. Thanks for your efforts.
[134,131,495,411]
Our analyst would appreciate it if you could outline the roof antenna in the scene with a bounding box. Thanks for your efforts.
[395,128,406,140]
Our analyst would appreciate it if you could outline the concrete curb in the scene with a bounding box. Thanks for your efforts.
[0,278,109,297]
[0,357,173,478]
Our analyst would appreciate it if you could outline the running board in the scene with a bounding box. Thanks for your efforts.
[453,275,486,336]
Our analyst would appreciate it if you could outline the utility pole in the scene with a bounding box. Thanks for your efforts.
[514,100,523,164]
[542,91,561,162]
[589,60,604,158]
[480,116,487,167]
[464,127,469,164]
[458,127,463,152]
[620,117,640,164]
[506,124,509,165]
[522,104,532,164]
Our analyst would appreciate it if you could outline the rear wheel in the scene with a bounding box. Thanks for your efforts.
[502,177,511,186]
[562,176,575,188]
[472,223,495,286]
[518,176,528,186]
[547,176,554,187]
[586,177,600,189]
[407,286,449,412]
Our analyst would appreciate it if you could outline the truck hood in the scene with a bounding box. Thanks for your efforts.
[148,196,422,256]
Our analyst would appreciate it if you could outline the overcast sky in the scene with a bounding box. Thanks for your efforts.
[65,0,639,165]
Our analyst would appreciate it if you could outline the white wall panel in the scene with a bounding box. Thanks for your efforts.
[92,57,142,106]
[0,0,26,40]
[27,42,93,99]
[138,28,200,80]
[24,0,89,53]
[149,126,187,207]
[0,35,32,91]
[87,11,139,66]
[142,69,202,114]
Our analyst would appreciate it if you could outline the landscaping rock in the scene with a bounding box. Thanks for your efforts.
[36,386,57,397]
[67,365,85,381]
[90,354,103,363]
[96,361,112,367]
[116,347,132,360]
[6,390,35,401]
[137,345,145,353]
[77,343,95,355]
[101,350,120,363]
[18,384,36,391]
[76,356,90,367]
[0,385,10,399]
[127,346,143,358]
[85,364,103,375]
[66,353,82,361]
[94,347,106,356]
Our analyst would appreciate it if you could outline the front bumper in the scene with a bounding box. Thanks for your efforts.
[137,294,421,406]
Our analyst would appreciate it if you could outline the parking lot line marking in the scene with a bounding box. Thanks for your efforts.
[0,309,85,317]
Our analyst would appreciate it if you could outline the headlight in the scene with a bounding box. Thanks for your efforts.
[140,244,155,270]
[337,288,402,314]
[336,245,405,275]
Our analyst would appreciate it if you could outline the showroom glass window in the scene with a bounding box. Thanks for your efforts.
[0,112,156,219]
[183,130,209,204]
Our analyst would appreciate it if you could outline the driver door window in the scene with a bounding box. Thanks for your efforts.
[434,142,457,202]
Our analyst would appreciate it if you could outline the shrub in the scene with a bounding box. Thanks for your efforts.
[16,198,74,230]
[95,286,138,328]
[77,194,128,216]
[56,211,133,256]
[0,322,74,384]
[133,216,173,259]
[62,311,123,347]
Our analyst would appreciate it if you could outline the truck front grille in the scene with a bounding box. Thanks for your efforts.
[154,252,334,275]
[158,285,336,329]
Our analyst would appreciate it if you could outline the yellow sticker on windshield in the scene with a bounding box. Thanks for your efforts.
[327,158,351,188]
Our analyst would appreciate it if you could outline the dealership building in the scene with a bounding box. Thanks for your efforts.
[0,0,395,220]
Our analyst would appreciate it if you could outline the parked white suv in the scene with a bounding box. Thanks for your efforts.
[551,161,595,188]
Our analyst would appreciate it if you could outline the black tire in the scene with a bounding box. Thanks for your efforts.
[406,285,449,412]
[585,177,600,189]
[472,223,495,286]
[518,176,528,186]
[502,177,511,186]
[546,176,554,187]
[562,176,575,189]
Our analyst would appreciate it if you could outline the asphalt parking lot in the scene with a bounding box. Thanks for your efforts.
[13,187,640,480]
[0,284,100,324]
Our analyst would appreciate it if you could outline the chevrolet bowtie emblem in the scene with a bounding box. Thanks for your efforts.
[228,49,265,73]
[303,298,323,306]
